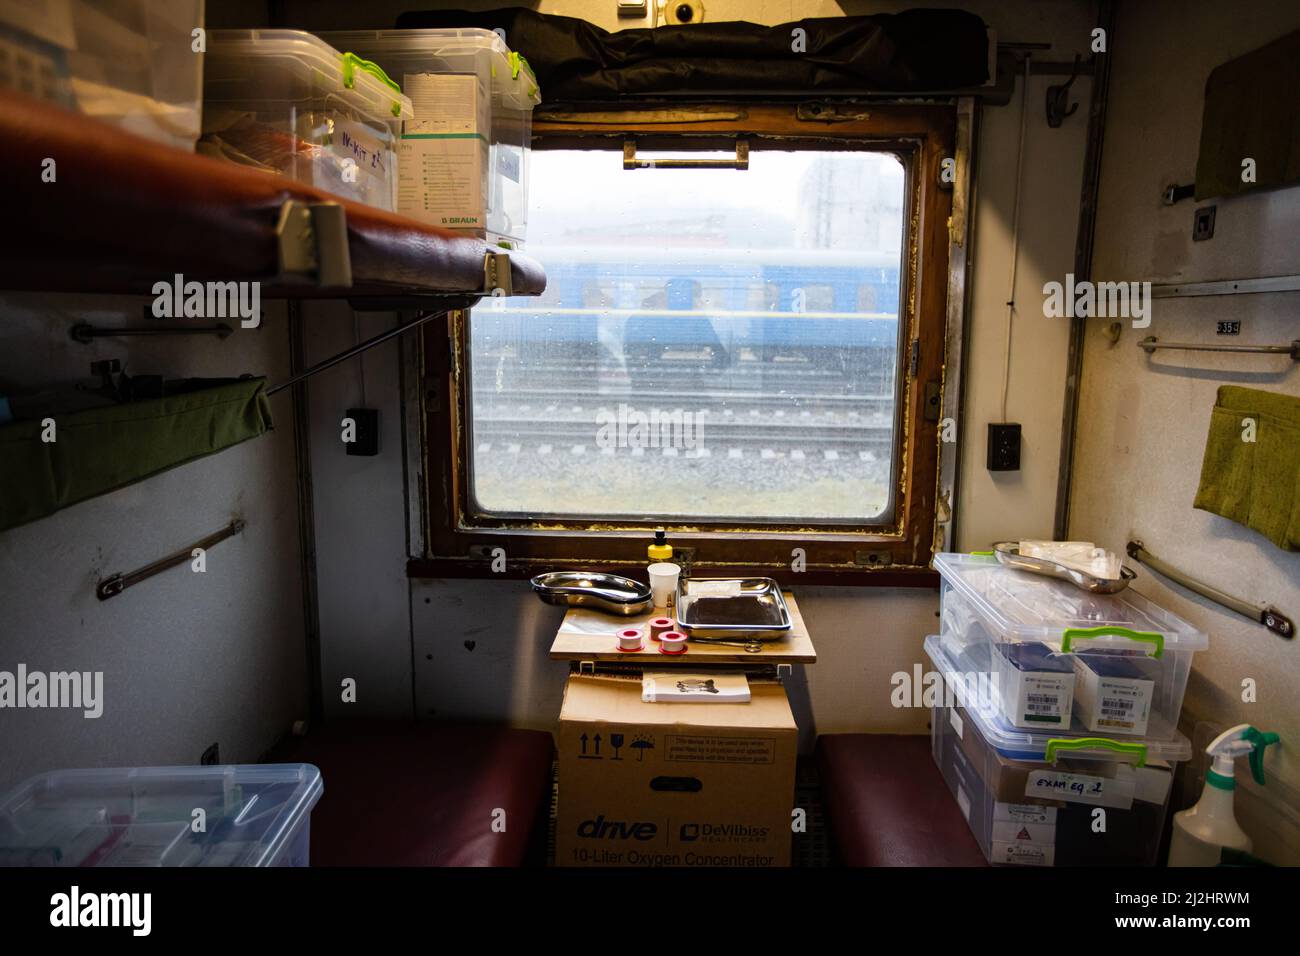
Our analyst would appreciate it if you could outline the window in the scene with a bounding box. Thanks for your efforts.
[416,105,955,583]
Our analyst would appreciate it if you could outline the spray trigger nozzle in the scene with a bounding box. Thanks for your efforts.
[1207,724,1281,786]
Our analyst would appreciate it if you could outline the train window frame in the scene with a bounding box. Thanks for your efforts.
[409,103,955,585]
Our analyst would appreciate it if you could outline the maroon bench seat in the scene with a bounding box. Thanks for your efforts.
[816,733,988,866]
[267,721,554,867]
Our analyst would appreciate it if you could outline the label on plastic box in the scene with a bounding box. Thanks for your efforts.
[992,840,1055,866]
[335,120,388,177]
[1024,770,1135,810]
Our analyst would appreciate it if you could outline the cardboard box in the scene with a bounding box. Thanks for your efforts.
[556,673,796,867]
[991,641,1075,730]
[1071,650,1154,736]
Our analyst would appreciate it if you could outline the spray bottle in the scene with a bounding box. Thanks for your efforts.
[1167,724,1280,866]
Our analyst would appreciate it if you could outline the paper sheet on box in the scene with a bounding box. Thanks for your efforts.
[642,672,751,703]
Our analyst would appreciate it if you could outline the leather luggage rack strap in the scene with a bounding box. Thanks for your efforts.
[0,89,545,301]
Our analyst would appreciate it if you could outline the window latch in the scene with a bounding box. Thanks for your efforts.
[623,138,749,170]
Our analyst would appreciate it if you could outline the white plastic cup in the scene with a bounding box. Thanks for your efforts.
[647,562,681,611]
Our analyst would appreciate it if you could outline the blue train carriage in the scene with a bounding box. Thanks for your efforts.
[471,246,902,375]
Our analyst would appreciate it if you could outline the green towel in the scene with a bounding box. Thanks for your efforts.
[1193,385,1300,551]
[0,378,272,532]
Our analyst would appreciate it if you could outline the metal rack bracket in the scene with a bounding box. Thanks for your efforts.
[1127,540,1293,638]
[1150,274,1300,298]
[276,200,352,288]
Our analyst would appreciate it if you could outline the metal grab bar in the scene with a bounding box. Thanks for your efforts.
[1137,337,1300,360]
[71,323,233,343]
[1126,540,1293,638]
[97,519,245,601]
[623,138,749,170]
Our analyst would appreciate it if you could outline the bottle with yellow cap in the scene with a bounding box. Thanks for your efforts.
[647,527,673,562]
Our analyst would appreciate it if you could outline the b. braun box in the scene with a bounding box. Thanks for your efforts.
[1072,649,1155,736]
[992,640,1075,730]
[556,673,796,867]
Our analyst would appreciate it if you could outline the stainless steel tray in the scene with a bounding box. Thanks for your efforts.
[530,572,652,615]
[992,542,1136,595]
[675,577,792,641]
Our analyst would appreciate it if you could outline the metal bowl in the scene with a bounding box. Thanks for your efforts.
[530,571,652,616]
[992,542,1136,594]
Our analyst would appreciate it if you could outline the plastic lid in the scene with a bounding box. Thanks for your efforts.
[924,634,1192,763]
[207,30,413,120]
[932,552,1208,652]
[319,28,541,107]
[0,764,322,867]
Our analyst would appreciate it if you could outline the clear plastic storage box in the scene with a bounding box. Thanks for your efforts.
[932,552,1207,740]
[201,29,413,211]
[0,764,322,867]
[321,28,540,246]
[926,634,1189,866]
[0,0,204,150]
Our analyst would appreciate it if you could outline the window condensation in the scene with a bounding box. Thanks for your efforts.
[468,148,906,524]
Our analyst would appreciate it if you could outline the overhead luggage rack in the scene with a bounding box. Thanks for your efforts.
[0,89,546,304]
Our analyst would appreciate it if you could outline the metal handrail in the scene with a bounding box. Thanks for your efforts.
[97,519,245,601]
[1126,540,1293,638]
[1137,337,1300,360]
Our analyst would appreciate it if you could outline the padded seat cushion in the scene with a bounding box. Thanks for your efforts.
[267,721,554,867]
[816,733,987,867]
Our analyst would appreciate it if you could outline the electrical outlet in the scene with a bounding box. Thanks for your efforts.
[987,423,1022,471]
[1193,205,1216,241]
[200,742,220,766]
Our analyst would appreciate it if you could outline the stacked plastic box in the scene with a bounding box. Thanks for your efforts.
[321,28,541,246]
[0,764,322,866]
[201,29,414,211]
[927,552,1209,866]
[0,0,205,150]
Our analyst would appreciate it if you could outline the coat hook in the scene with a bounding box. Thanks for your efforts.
[1046,54,1082,128]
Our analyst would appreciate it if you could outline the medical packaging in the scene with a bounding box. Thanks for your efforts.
[991,640,1075,730]
[933,552,1207,740]
[0,0,204,150]
[321,28,539,246]
[0,764,322,866]
[1071,649,1155,736]
[927,634,1187,867]
[201,30,413,211]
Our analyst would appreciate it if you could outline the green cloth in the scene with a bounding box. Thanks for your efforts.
[0,378,272,532]
[1193,385,1300,551]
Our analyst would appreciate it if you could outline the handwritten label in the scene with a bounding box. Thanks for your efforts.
[1024,770,1135,810]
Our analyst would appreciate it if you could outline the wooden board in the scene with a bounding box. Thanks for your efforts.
[548,592,817,664]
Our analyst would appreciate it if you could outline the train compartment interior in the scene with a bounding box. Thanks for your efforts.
[0,0,1298,927]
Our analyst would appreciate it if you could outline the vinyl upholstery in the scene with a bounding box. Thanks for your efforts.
[816,733,988,867]
[268,722,554,867]
[0,89,545,299]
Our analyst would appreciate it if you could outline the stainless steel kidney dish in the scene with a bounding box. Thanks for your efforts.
[530,571,653,615]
